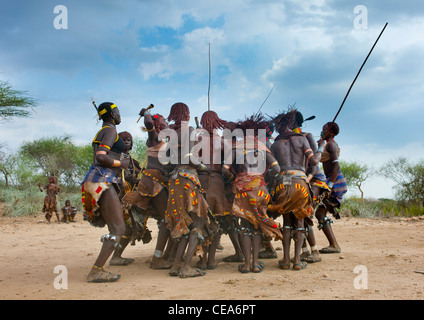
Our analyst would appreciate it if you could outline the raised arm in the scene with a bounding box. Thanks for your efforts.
[139,108,158,144]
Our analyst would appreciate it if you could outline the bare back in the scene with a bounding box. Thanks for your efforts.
[271,135,311,172]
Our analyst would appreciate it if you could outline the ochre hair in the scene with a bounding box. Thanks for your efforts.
[200,111,227,134]
[167,102,190,129]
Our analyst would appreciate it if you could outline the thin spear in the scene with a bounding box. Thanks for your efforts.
[208,42,211,111]
[332,22,388,123]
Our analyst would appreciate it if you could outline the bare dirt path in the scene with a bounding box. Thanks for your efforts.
[0,212,423,300]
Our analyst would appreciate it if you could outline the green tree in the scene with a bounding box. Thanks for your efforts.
[340,160,372,202]
[68,143,93,186]
[11,153,44,188]
[0,80,37,120]
[131,136,147,167]
[18,135,78,182]
[379,157,424,206]
[0,145,12,186]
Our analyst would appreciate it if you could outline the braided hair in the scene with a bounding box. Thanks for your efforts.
[200,110,227,134]
[167,102,190,129]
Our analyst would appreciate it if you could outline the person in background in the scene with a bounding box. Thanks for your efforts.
[38,176,60,223]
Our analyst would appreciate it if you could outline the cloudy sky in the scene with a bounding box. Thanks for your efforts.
[1,0,423,199]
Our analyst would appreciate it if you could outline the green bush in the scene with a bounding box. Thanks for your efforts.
[0,184,83,217]
[341,197,424,218]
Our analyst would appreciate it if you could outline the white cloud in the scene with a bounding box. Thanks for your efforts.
[1,0,424,200]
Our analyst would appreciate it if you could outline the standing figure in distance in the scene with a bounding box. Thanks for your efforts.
[38,176,60,223]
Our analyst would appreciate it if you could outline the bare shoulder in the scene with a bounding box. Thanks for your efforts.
[326,140,338,150]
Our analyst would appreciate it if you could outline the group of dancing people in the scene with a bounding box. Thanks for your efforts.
[80,101,347,283]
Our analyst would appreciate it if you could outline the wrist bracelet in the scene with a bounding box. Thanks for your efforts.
[327,181,334,189]
[112,160,121,167]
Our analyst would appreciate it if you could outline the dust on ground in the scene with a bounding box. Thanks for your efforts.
[0,210,423,300]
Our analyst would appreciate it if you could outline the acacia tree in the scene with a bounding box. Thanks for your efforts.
[340,160,372,202]
[19,136,79,184]
[0,80,37,120]
[0,145,12,186]
[379,157,424,206]
[0,81,37,185]
[65,143,93,186]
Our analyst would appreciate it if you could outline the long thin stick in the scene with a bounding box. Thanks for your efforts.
[91,97,98,112]
[208,42,211,111]
[332,22,388,123]
[256,83,276,117]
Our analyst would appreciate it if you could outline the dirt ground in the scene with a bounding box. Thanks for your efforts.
[0,209,423,301]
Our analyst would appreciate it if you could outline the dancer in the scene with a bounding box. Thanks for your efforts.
[292,111,324,263]
[109,131,143,266]
[268,109,324,270]
[164,102,212,278]
[315,122,347,254]
[230,113,282,274]
[196,110,233,270]
[123,109,173,269]
[81,102,130,283]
